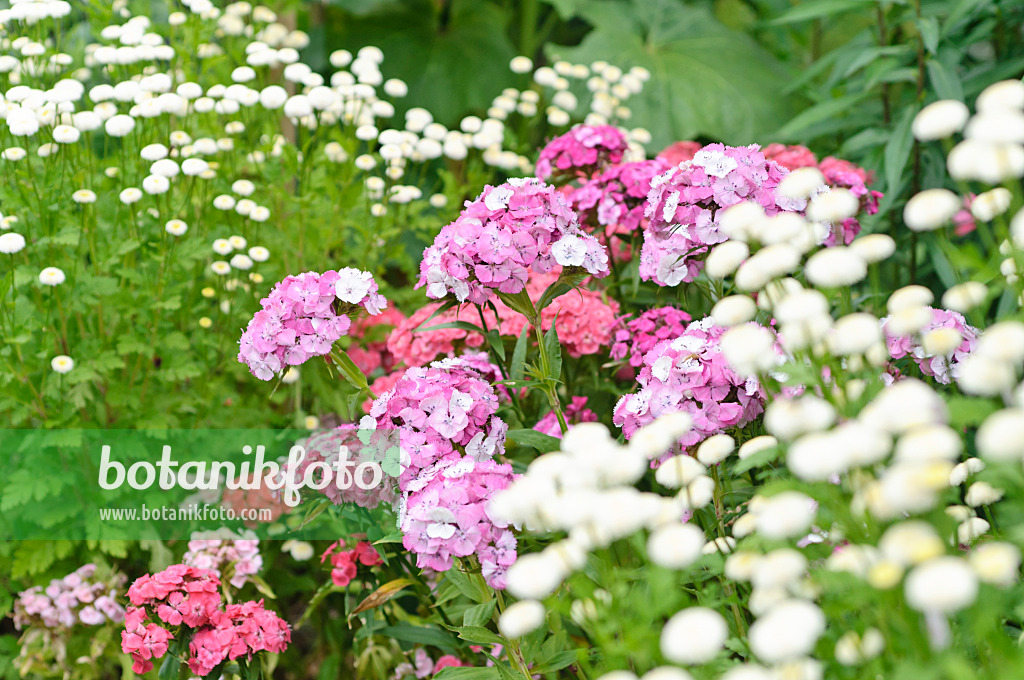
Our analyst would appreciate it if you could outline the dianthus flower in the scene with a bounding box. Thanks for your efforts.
[535,124,629,181]
[387,303,489,368]
[126,564,222,628]
[368,358,508,489]
[183,539,263,589]
[400,459,517,588]
[572,159,670,238]
[534,396,598,438]
[14,564,125,630]
[347,306,404,375]
[657,140,702,166]
[818,156,882,246]
[610,306,693,367]
[762,143,818,170]
[290,426,399,509]
[491,269,621,358]
[121,608,174,674]
[883,307,979,384]
[641,143,790,286]
[613,318,767,449]
[238,268,388,381]
[320,540,382,587]
[187,600,290,677]
[417,179,609,305]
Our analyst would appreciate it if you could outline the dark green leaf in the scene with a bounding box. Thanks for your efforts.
[510,326,530,382]
[770,0,873,24]
[543,322,561,381]
[434,668,500,680]
[463,599,497,627]
[549,0,791,148]
[507,429,562,453]
[884,106,916,195]
[379,623,459,653]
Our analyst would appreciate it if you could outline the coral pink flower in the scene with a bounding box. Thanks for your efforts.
[657,140,702,166]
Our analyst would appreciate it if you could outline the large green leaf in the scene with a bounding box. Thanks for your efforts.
[318,0,518,125]
[547,0,792,148]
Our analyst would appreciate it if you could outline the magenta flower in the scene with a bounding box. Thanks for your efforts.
[883,307,978,384]
[610,306,693,368]
[535,124,629,181]
[572,158,670,237]
[641,143,792,287]
[417,179,609,306]
[238,268,388,381]
[613,318,767,451]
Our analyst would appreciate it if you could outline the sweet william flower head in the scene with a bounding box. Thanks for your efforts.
[417,178,608,305]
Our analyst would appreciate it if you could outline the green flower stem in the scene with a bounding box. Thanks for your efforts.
[533,317,568,435]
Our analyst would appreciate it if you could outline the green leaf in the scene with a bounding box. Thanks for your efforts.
[510,326,530,382]
[535,281,571,314]
[769,0,873,24]
[926,58,964,101]
[418,320,485,335]
[543,322,561,381]
[533,650,580,674]
[334,350,370,391]
[158,653,180,680]
[772,92,871,141]
[917,16,940,54]
[378,623,459,653]
[946,397,998,429]
[884,106,916,195]
[463,599,497,627]
[507,429,562,453]
[452,625,506,646]
[434,668,500,680]
[321,0,518,124]
[484,329,506,363]
[548,0,791,148]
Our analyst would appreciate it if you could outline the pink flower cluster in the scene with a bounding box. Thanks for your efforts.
[641,143,790,286]
[657,140,701,166]
[613,318,766,448]
[401,459,518,588]
[183,539,263,589]
[884,307,979,384]
[321,540,382,587]
[534,396,599,438]
[368,358,516,587]
[395,649,469,680]
[122,565,290,676]
[122,565,222,673]
[291,427,398,508]
[187,600,290,676]
[14,564,125,630]
[417,179,609,305]
[347,306,405,375]
[490,270,621,358]
[572,159,670,237]
[238,268,388,381]
[387,302,489,368]
[535,124,629,182]
[763,143,883,246]
[610,306,693,368]
[370,358,508,488]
